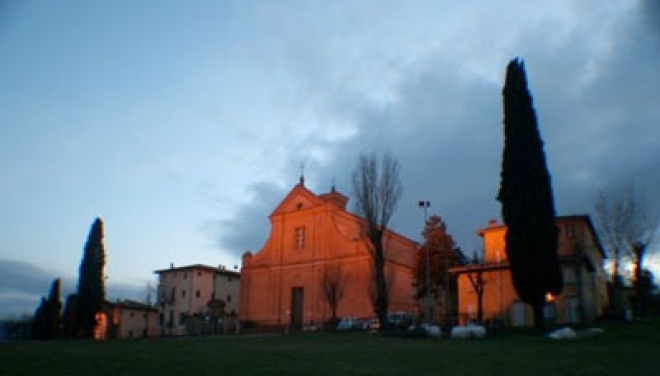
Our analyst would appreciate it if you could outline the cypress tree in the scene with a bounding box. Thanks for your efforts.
[63,294,78,338]
[31,278,62,340]
[76,218,106,338]
[497,59,562,331]
[32,297,49,340]
[47,278,62,339]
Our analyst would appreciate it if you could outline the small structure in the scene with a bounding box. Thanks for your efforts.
[93,300,159,339]
[451,215,608,328]
[110,300,159,339]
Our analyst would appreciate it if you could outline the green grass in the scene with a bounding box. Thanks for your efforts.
[2,320,659,376]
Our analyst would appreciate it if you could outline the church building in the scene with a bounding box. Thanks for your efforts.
[239,178,419,329]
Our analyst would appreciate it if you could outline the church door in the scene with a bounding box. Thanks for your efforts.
[291,287,304,331]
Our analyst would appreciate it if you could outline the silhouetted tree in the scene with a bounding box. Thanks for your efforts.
[63,294,78,338]
[465,253,486,324]
[635,268,656,318]
[352,152,402,331]
[594,184,656,317]
[32,297,49,340]
[321,263,346,327]
[31,278,62,340]
[46,278,62,339]
[415,215,463,322]
[76,218,106,338]
[497,59,562,331]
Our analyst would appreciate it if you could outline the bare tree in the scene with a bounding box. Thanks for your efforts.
[321,263,346,326]
[594,184,657,317]
[465,253,486,324]
[352,152,402,330]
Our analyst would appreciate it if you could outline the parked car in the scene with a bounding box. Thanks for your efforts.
[336,316,362,331]
[387,312,418,329]
[361,318,380,331]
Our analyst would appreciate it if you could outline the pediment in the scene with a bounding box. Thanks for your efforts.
[269,183,324,217]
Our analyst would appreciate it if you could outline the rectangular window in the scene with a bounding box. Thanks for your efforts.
[227,295,232,303]
[563,267,576,284]
[182,289,186,298]
[179,312,186,325]
[566,224,575,239]
[196,290,201,298]
[294,226,306,250]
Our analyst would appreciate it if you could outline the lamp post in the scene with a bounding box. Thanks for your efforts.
[418,200,431,322]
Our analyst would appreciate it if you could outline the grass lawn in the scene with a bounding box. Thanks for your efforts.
[1,320,659,376]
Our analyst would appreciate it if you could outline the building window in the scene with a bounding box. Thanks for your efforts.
[130,311,134,318]
[196,290,201,298]
[227,295,232,303]
[198,272,201,277]
[183,272,187,280]
[170,288,176,303]
[228,276,233,283]
[566,224,575,239]
[182,289,186,298]
[296,203,303,210]
[179,312,186,325]
[563,267,576,284]
[294,226,306,250]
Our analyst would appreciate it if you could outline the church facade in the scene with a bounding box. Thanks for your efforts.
[239,179,419,329]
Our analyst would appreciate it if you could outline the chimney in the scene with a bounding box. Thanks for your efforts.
[488,219,498,227]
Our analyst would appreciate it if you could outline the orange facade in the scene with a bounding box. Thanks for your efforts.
[453,216,608,327]
[239,180,419,328]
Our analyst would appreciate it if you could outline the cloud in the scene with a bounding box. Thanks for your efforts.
[0,259,145,319]
[209,1,659,264]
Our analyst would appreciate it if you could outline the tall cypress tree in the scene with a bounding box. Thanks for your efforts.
[32,278,62,340]
[47,278,62,339]
[497,59,562,331]
[76,218,106,338]
[32,297,49,340]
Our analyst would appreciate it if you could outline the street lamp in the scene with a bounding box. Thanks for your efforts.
[418,200,431,322]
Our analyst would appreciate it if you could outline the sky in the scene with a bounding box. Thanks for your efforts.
[1,0,659,318]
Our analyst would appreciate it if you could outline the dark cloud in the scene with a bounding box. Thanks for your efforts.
[0,259,145,319]
[217,2,659,260]
[214,181,288,254]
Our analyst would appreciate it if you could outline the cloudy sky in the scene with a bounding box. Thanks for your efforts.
[1,0,658,318]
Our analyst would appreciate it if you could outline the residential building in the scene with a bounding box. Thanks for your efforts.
[92,300,158,340]
[451,215,608,327]
[239,179,419,329]
[154,264,240,335]
[110,300,159,339]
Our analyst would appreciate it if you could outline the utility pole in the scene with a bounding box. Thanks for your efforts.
[418,201,432,322]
